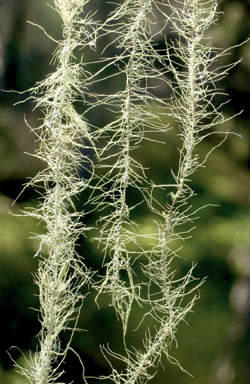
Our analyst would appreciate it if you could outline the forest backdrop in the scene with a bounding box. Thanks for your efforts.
[0,1,249,384]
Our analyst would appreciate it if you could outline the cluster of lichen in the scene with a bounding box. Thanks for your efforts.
[15,1,232,383]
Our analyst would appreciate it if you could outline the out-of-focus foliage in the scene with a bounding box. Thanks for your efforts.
[0,1,249,384]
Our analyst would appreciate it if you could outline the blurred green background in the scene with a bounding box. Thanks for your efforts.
[0,1,249,384]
